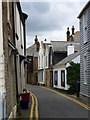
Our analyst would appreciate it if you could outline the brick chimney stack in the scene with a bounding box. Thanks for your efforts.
[71,26,75,35]
[66,27,70,41]
[34,35,40,51]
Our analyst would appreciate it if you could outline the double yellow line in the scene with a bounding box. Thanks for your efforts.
[29,91,39,120]
[40,86,90,111]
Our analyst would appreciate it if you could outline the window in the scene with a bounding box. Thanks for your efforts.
[46,56,47,67]
[83,11,88,44]
[38,56,40,68]
[54,71,58,85]
[42,56,43,68]
[61,70,65,87]
[50,55,52,65]
[84,54,87,84]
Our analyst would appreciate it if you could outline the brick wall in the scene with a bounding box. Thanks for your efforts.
[2,2,17,118]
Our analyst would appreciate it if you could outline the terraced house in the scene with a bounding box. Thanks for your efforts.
[78,1,90,103]
[26,36,40,85]
[0,1,27,119]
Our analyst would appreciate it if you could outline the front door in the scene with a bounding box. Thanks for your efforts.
[54,71,58,85]
[50,71,53,88]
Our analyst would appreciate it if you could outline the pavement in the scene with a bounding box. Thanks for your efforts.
[25,85,89,119]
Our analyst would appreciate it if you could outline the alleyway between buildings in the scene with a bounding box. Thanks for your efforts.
[25,85,89,119]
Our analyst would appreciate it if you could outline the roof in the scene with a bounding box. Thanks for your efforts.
[51,41,79,43]
[26,44,36,56]
[16,2,28,23]
[78,1,90,18]
[27,44,35,50]
[51,41,80,52]
[53,51,80,68]
[68,31,80,42]
[43,43,51,45]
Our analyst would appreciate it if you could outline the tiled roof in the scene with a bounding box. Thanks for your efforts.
[51,41,79,42]
[27,44,35,50]
[27,44,37,56]
[53,51,80,68]
[51,41,80,52]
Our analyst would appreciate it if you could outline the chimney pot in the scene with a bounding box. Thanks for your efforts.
[66,27,70,41]
[71,26,75,35]
[34,35,38,44]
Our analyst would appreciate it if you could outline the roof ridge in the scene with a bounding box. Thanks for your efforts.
[51,41,80,42]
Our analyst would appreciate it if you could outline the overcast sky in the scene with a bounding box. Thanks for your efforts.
[21,1,88,48]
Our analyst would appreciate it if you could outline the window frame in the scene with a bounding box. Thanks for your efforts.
[83,11,88,44]
[84,54,87,85]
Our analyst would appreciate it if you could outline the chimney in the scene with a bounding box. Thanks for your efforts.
[71,26,75,35]
[34,35,40,51]
[67,45,74,56]
[44,39,47,41]
[34,35,38,44]
[66,27,70,41]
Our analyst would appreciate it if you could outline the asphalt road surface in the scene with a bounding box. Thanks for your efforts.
[27,85,89,119]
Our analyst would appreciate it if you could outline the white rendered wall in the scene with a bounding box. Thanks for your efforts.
[53,68,69,90]
[38,42,45,84]
[14,4,26,93]
[38,42,44,70]
[15,5,22,54]
[21,22,24,55]
[15,5,25,56]
[45,46,49,69]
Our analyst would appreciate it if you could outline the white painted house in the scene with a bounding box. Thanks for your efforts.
[14,2,28,93]
[38,41,45,85]
[53,45,80,90]
[38,41,51,85]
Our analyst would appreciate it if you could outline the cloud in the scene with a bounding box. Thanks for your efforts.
[31,2,50,13]
[21,1,87,47]
[25,2,73,32]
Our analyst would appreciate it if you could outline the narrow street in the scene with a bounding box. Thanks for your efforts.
[27,85,88,119]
